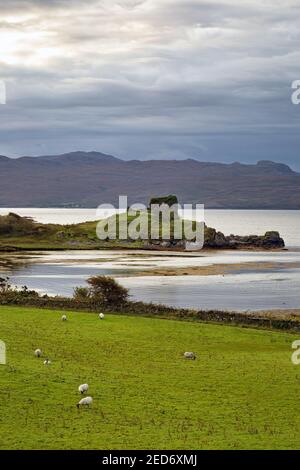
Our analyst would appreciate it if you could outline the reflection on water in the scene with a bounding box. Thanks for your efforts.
[0,249,299,311]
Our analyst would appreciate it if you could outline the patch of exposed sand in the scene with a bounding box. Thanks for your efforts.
[134,261,300,277]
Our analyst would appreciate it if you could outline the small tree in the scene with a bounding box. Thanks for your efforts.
[73,286,91,303]
[87,275,128,306]
[0,277,11,293]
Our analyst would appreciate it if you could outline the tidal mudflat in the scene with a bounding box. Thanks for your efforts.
[1,249,299,311]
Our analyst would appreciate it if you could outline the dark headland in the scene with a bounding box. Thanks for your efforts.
[0,151,299,209]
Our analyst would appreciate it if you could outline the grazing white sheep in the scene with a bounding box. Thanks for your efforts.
[44,358,51,365]
[61,314,67,321]
[184,352,196,360]
[34,349,42,358]
[99,313,105,320]
[77,396,93,409]
[78,383,89,394]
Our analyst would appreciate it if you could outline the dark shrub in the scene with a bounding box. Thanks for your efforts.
[87,275,129,306]
[0,213,37,235]
[73,286,91,303]
[0,277,11,293]
[149,195,178,207]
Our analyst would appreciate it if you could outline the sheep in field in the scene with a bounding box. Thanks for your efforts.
[61,315,67,321]
[99,313,105,320]
[44,358,51,365]
[34,349,42,358]
[78,383,89,394]
[184,352,196,360]
[77,396,93,409]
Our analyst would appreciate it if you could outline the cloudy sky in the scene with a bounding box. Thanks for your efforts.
[0,0,300,169]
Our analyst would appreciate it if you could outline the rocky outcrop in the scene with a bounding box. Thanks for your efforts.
[225,231,285,249]
[204,227,284,249]
[144,228,285,251]
[145,239,186,251]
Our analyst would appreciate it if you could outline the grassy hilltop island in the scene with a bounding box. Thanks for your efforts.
[0,196,285,252]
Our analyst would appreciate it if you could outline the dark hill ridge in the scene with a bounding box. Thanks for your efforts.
[33,151,121,164]
[0,151,299,209]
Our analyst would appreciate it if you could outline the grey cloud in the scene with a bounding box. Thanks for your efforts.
[0,0,299,169]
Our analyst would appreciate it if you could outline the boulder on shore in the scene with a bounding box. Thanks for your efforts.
[144,229,285,251]
[225,231,285,249]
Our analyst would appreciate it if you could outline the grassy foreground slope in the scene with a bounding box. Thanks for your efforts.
[0,306,299,450]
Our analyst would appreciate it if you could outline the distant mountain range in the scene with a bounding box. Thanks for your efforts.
[0,151,299,209]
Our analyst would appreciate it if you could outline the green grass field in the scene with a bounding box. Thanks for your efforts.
[0,306,299,450]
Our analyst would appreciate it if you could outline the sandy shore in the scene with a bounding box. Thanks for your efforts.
[134,261,300,277]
